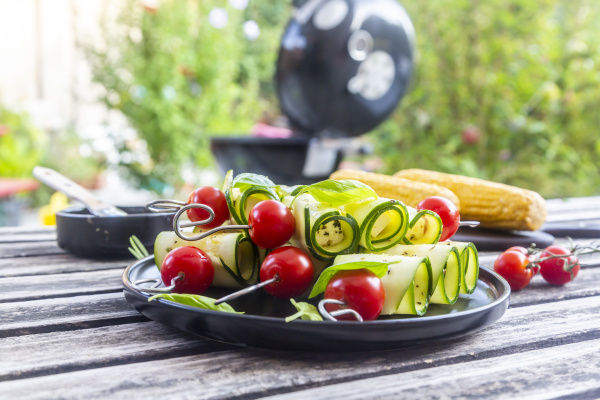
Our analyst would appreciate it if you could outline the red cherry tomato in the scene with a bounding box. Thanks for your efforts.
[539,245,580,286]
[259,246,314,298]
[506,246,539,275]
[187,186,230,229]
[324,269,385,321]
[417,196,460,241]
[493,250,534,291]
[248,200,295,249]
[161,246,214,294]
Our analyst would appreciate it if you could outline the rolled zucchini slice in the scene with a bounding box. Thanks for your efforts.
[372,244,461,305]
[223,172,280,225]
[290,194,360,262]
[154,231,260,288]
[448,241,479,294]
[403,207,443,245]
[333,254,433,316]
[343,198,409,252]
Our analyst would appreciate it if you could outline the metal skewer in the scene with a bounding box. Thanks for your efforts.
[214,274,280,305]
[459,221,480,227]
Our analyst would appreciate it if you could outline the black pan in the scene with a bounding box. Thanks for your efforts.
[56,206,175,258]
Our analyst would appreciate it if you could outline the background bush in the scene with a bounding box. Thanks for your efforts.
[371,0,600,198]
[88,0,600,198]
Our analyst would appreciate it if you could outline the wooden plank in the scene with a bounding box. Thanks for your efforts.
[268,339,600,400]
[0,322,235,381]
[0,292,143,338]
[1,295,600,398]
[545,196,600,211]
[0,226,55,236]
[0,254,132,277]
[0,232,57,244]
[0,297,600,381]
[0,241,66,258]
[0,269,124,303]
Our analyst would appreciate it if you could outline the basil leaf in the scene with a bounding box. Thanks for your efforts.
[148,293,243,314]
[309,261,390,298]
[294,179,377,207]
[232,173,277,191]
[285,299,323,322]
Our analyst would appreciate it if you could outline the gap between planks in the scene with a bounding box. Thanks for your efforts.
[0,294,599,398]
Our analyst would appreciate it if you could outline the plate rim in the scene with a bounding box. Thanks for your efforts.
[122,255,511,326]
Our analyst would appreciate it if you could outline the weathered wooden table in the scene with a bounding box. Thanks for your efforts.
[2,197,600,399]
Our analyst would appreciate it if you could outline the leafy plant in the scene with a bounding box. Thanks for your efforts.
[368,0,600,198]
[85,0,288,193]
[0,105,44,178]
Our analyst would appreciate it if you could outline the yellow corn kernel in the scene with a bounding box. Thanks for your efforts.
[394,169,547,231]
[329,169,460,209]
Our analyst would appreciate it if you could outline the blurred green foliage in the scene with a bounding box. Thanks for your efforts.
[0,106,44,178]
[371,0,600,198]
[87,0,600,198]
[86,0,288,192]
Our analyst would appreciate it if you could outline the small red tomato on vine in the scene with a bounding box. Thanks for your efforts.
[493,250,535,291]
[506,246,540,275]
[539,245,580,286]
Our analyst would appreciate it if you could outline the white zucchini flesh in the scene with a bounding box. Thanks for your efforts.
[372,244,461,305]
[447,241,479,294]
[333,254,432,316]
[342,198,409,252]
[154,231,259,288]
[289,194,359,261]
[403,207,443,245]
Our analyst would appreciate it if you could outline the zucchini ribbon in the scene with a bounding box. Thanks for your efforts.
[153,231,260,288]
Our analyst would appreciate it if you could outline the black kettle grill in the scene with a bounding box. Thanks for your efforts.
[210,0,415,185]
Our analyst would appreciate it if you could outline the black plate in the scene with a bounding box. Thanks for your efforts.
[452,227,554,252]
[122,257,510,352]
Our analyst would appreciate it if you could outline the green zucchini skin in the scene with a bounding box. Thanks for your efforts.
[344,198,409,252]
[333,254,433,316]
[154,231,259,288]
[372,244,461,305]
[290,194,360,262]
[402,208,443,245]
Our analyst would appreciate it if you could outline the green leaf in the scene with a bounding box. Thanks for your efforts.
[309,261,391,298]
[285,299,323,322]
[232,173,277,191]
[128,235,149,260]
[148,293,244,314]
[293,179,377,208]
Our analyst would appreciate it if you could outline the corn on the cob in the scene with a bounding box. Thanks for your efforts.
[394,169,547,231]
[329,169,460,209]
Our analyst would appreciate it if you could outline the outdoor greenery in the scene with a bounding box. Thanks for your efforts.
[86,0,600,198]
[372,0,600,198]
[0,105,44,179]
[87,0,288,192]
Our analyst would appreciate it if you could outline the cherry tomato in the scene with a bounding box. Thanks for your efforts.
[187,186,230,229]
[506,246,540,275]
[324,269,385,321]
[417,196,460,241]
[259,246,314,298]
[539,245,580,286]
[493,250,535,291]
[248,200,295,249]
[161,246,214,294]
